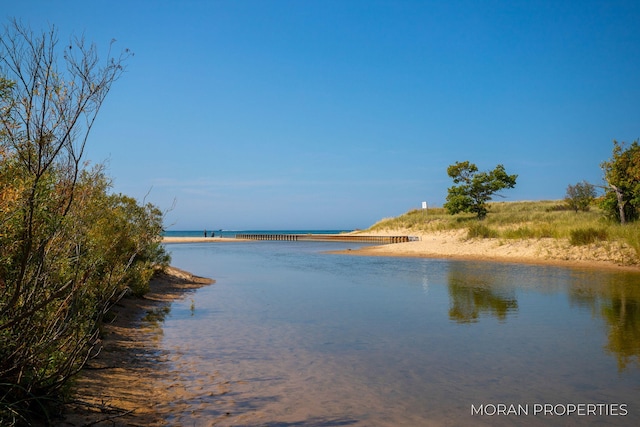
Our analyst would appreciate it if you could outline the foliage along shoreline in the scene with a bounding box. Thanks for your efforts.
[0,21,170,425]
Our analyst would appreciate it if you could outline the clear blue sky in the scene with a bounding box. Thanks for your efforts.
[4,1,640,230]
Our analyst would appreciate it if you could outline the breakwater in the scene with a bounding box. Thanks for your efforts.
[235,234,413,244]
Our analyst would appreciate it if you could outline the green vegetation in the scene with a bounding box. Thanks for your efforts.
[368,200,640,258]
[1,21,168,424]
[375,140,640,260]
[600,140,640,224]
[565,181,596,212]
[466,222,499,239]
[569,227,608,246]
[444,161,518,219]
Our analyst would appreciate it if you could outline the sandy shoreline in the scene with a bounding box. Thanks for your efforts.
[62,267,213,426]
[336,229,640,271]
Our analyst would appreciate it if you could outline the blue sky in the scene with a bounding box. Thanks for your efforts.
[4,1,640,230]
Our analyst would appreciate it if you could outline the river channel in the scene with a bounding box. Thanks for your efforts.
[158,240,640,426]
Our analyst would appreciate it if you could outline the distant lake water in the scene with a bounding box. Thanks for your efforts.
[164,229,353,238]
[159,240,640,426]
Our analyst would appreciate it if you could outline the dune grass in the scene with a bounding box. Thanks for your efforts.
[368,200,640,257]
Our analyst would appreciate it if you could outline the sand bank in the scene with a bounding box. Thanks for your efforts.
[62,266,213,426]
[161,233,639,270]
[336,229,640,271]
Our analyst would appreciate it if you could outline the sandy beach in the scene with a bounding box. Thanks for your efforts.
[338,229,640,271]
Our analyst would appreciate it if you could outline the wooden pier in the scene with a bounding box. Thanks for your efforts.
[235,234,413,244]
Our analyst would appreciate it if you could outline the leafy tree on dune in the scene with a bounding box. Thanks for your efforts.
[444,161,517,220]
[565,180,597,212]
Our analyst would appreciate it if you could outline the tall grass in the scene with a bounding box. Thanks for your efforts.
[367,200,640,258]
[467,223,498,239]
[609,223,640,255]
[569,228,608,245]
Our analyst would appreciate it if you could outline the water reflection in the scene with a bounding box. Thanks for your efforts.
[162,243,640,425]
[446,263,640,371]
[447,262,519,323]
[568,271,640,371]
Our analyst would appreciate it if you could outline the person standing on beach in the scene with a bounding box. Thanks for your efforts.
[204,229,207,237]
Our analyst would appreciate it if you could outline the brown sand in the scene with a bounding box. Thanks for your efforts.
[336,229,640,271]
[61,266,213,426]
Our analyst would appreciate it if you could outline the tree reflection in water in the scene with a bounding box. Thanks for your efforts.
[568,270,640,372]
[446,262,640,371]
[447,262,519,323]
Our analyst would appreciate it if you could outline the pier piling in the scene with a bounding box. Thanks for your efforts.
[234,234,410,244]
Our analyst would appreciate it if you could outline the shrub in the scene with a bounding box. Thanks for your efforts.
[0,167,169,423]
[502,226,535,239]
[546,204,573,212]
[570,228,608,246]
[565,181,596,212]
[502,225,558,239]
[600,140,640,224]
[467,223,498,239]
[0,20,169,423]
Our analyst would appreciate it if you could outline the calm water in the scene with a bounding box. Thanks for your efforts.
[158,241,640,426]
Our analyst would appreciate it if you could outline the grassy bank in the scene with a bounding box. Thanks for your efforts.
[368,200,640,259]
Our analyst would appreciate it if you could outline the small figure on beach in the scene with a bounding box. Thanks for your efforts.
[204,229,207,238]
[211,231,215,238]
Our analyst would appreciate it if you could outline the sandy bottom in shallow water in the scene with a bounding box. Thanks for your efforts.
[62,267,213,426]
[61,231,638,425]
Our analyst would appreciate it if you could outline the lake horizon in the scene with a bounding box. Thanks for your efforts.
[164,229,356,239]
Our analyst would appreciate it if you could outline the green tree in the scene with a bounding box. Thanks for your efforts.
[444,161,517,219]
[565,180,596,212]
[600,140,640,224]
